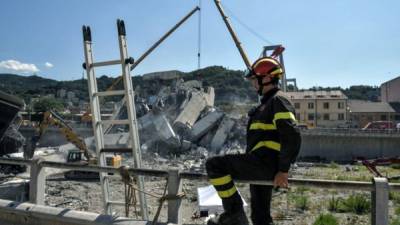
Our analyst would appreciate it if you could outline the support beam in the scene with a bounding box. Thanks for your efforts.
[167,170,182,225]
[372,177,389,225]
[29,158,45,205]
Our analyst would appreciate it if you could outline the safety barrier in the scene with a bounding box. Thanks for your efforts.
[0,157,399,225]
[302,128,400,136]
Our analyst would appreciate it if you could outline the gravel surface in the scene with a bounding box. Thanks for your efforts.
[42,158,400,225]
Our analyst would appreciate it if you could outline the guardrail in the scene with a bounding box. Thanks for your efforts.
[0,157,398,225]
[302,128,400,136]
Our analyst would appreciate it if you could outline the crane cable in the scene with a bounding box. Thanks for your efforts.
[197,0,202,70]
[221,2,275,46]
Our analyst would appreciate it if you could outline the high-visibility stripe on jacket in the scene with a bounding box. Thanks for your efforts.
[246,88,301,172]
[209,174,238,198]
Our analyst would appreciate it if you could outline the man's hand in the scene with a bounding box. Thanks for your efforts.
[273,172,289,189]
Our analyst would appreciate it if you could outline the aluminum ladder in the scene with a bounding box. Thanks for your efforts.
[82,19,148,219]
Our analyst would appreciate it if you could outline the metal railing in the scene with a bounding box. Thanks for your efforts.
[0,157,398,225]
[301,127,400,136]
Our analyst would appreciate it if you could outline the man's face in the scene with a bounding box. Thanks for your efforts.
[247,75,272,93]
[247,76,259,91]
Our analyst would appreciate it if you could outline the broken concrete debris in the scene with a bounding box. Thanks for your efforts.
[173,91,208,136]
[190,111,224,142]
[210,117,235,153]
[78,79,245,161]
[135,80,240,157]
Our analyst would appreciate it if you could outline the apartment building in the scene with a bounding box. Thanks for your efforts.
[284,90,348,128]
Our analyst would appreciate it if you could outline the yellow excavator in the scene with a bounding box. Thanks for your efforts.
[36,110,121,179]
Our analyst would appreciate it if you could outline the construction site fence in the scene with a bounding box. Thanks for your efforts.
[0,157,398,225]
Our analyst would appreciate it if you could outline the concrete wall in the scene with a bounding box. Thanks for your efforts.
[381,76,400,102]
[20,127,400,163]
[299,132,400,162]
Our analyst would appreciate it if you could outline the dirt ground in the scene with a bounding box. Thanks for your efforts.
[43,160,400,225]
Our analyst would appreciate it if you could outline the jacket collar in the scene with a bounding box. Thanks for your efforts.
[261,87,280,104]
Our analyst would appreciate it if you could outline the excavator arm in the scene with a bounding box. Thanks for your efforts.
[39,110,94,163]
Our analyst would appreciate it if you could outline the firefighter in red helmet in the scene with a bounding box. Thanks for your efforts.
[206,57,301,225]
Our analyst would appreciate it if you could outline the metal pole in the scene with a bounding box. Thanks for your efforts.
[213,0,251,69]
[197,0,202,70]
[279,53,287,92]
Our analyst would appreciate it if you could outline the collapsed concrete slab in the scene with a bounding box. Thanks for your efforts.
[139,112,180,147]
[210,117,235,153]
[203,87,215,107]
[190,111,224,142]
[173,92,207,136]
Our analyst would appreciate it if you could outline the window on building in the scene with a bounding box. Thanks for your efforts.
[308,102,314,109]
[338,113,344,120]
[296,113,301,120]
[323,113,330,120]
[381,115,387,120]
[323,102,329,109]
[308,113,314,121]
[338,102,345,109]
[294,102,300,109]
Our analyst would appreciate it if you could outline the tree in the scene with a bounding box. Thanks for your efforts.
[33,97,64,112]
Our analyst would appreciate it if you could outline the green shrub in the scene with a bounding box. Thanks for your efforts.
[329,161,339,169]
[336,175,348,181]
[391,217,400,225]
[328,195,341,212]
[395,207,400,216]
[341,194,370,215]
[313,214,338,225]
[296,186,310,194]
[391,164,400,170]
[294,195,309,211]
[390,192,400,204]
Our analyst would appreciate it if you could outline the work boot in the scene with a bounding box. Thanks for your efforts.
[207,210,249,225]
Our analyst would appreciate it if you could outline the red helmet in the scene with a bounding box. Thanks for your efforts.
[245,57,284,79]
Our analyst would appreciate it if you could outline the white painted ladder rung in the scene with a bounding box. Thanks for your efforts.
[94,90,125,97]
[98,119,130,125]
[92,59,121,68]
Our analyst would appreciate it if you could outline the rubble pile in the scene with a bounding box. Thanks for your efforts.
[109,79,247,163]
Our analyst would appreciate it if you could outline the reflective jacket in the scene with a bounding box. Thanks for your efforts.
[246,88,301,172]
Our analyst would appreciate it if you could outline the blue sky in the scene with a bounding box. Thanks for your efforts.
[0,0,399,88]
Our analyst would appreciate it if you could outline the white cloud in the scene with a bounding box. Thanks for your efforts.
[0,60,39,73]
[45,62,54,68]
